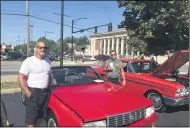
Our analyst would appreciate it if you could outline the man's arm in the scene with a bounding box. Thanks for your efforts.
[18,73,31,96]
[120,62,126,85]
[17,59,31,97]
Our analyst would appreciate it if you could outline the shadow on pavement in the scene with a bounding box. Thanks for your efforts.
[165,105,189,113]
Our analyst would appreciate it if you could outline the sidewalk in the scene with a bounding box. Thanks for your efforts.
[1,75,18,82]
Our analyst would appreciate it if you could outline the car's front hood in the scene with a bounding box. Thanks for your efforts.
[153,50,189,76]
[53,82,152,122]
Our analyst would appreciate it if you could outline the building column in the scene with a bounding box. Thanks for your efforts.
[103,38,106,55]
[107,38,110,55]
[116,37,119,54]
[90,39,93,55]
[111,37,114,50]
[99,39,103,54]
[121,36,124,55]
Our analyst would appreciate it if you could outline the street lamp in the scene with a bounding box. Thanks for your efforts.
[44,31,54,38]
[24,38,26,43]
[17,36,20,45]
[71,17,87,61]
[30,25,34,42]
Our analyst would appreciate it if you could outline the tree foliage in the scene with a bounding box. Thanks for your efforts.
[13,36,90,55]
[74,36,90,51]
[118,1,189,55]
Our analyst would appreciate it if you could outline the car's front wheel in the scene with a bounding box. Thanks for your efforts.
[21,91,26,105]
[47,112,58,127]
[146,92,166,112]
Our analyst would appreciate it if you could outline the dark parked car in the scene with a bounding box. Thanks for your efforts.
[94,54,110,62]
[7,52,24,60]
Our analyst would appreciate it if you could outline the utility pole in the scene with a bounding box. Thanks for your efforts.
[30,25,33,42]
[17,36,20,45]
[26,0,30,57]
[60,0,64,67]
[24,38,27,44]
[71,20,74,61]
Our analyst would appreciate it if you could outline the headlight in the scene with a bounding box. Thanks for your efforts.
[145,106,155,118]
[83,120,106,127]
[175,88,189,97]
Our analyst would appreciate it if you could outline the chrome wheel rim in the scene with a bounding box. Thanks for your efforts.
[48,118,57,127]
[147,93,162,110]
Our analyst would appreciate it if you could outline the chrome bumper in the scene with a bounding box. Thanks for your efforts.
[163,96,189,106]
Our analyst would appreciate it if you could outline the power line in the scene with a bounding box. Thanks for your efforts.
[1,12,94,33]
[83,1,121,15]
[2,10,87,29]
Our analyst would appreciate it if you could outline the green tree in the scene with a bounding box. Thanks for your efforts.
[118,1,189,55]
[74,36,90,51]
[56,38,70,54]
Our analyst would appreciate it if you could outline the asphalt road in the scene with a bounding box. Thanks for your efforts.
[1,71,18,76]
[1,93,189,127]
[1,61,188,76]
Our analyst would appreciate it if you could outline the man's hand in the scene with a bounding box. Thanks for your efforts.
[122,80,126,86]
[107,66,113,71]
[25,90,31,98]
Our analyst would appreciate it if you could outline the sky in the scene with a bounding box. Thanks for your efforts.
[1,1,125,45]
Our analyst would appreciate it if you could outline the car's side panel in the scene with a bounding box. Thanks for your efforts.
[48,93,83,126]
[94,66,175,98]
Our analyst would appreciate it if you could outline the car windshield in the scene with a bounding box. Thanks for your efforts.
[51,66,105,86]
[131,61,158,73]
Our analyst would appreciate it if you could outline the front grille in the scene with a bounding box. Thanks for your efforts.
[107,108,146,127]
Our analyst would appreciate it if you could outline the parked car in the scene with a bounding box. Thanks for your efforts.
[93,50,189,112]
[0,52,9,60]
[21,66,157,127]
[7,52,24,60]
[83,55,96,61]
[94,54,110,62]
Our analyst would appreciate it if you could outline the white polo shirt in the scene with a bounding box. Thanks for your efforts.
[19,56,51,89]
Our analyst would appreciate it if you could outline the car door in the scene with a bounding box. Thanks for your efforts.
[122,62,145,94]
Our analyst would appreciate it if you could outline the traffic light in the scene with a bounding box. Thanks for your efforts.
[81,47,85,51]
[95,26,98,34]
[108,23,112,32]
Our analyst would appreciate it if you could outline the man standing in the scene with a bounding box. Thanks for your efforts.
[103,50,126,86]
[18,41,51,127]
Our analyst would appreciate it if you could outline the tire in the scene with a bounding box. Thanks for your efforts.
[47,112,58,127]
[146,92,166,112]
[21,90,26,105]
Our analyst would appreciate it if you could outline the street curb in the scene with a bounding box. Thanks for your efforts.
[1,88,21,94]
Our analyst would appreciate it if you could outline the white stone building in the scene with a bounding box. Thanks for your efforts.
[88,28,171,64]
[89,28,133,57]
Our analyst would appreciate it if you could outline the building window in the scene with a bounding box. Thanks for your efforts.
[105,39,107,54]
[102,40,104,54]
[123,42,126,55]
[114,38,116,50]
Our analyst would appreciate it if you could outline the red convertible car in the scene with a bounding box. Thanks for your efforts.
[93,50,189,112]
[21,66,157,127]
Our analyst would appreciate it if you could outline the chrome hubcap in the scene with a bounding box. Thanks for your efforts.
[48,118,57,127]
[148,93,162,110]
